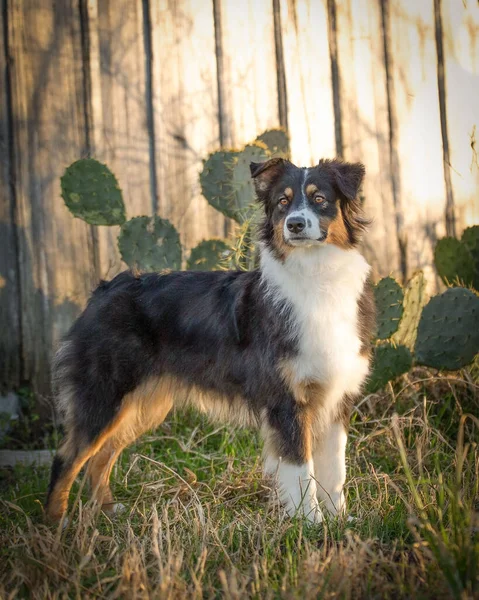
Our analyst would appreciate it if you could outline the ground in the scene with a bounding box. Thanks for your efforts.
[0,368,478,599]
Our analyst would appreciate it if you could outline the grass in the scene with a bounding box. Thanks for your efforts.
[0,368,478,599]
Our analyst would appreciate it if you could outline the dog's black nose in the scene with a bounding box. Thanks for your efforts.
[286,216,306,234]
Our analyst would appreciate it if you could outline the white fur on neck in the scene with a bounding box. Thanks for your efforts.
[261,244,371,428]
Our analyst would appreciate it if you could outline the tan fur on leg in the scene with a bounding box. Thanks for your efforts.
[88,441,120,510]
[46,376,176,522]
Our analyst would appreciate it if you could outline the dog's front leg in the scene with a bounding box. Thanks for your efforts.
[262,401,323,523]
[313,420,348,516]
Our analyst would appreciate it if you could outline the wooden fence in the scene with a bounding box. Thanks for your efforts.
[1,0,478,398]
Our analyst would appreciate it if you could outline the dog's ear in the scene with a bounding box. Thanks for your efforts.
[320,159,369,244]
[323,159,365,201]
[250,158,286,199]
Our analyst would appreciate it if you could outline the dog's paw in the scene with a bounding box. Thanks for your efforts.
[305,504,324,524]
[112,502,127,514]
[102,502,127,516]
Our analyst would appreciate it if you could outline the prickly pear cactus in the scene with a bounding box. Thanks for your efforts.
[118,216,181,272]
[461,226,479,289]
[374,277,404,340]
[392,271,428,351]
[255,129,290,158]
[199,150,239,221]
[231,144,269,220]
[434,237,476,288]
[186,239,229,271]
[414,287,479,370]
[200,144,268,223]
[61,158,126,226]
[366,343,413,394]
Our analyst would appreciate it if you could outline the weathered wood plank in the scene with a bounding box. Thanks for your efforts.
[440,0,479,232]
[85,0,153,278]
[335,0,401,280]
[218,0,280,147]
[0,6,21,390]
[279,0,336,167]
[150,0,225,252]
[386,0,447,288]
[7,0,96,395]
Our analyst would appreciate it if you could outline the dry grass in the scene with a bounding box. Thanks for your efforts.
[1,369,478,599]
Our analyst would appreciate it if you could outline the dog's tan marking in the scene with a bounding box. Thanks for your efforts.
[272,216,294,261]
[325,206,351,249]
[279,361,329,454]
[261,405,314,464]
[88,377,177,510]
[45,413,129,522]
[87,441,120,509]
[283,187,293,200]
[46,377,177,522]
[305,183,319,196]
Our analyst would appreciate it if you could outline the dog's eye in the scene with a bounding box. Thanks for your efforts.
[314,194,326,204]
[278,197,289,206]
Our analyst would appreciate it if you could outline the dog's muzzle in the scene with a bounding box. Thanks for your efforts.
[284,211,325,245]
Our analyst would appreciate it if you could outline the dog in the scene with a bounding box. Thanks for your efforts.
[45,157,375,524]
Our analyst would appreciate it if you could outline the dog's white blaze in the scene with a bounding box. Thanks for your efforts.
[264,456,323,523]
[284,169,322,243]
[301,167,308,204]
[314,422,347,515]
[261,244,371,427]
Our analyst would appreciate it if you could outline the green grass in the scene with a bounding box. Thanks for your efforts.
[0,369,478,599]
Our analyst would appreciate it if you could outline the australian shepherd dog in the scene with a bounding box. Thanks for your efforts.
[45,157,375,524]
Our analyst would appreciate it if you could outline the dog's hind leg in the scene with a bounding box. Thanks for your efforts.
[87,441,122,512]
[87,377,176,514]
[45,408,133,523]
[46,376,177,522]
[45,431,84,523]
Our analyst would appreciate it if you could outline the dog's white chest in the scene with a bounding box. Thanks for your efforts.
[294,287,363,385]
[262,246,371,412]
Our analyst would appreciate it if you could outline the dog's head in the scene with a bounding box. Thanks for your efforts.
[250,158,370,259]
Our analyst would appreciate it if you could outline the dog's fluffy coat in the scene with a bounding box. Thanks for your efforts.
[45,158,375,523]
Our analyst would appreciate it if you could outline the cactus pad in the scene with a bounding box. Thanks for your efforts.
[186,239,229,271]
[461,226,479,289]
[366,343,412,394]
[392,271,428,351]
[374,276,404,339]
[200,145,268,223]
[199,150,239,221]
[61,158,126,225]
[255,129,290,158]
[414,287,479,370]
[231,144,269,221]
[434,237,476,287]
[118,216,182,272]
